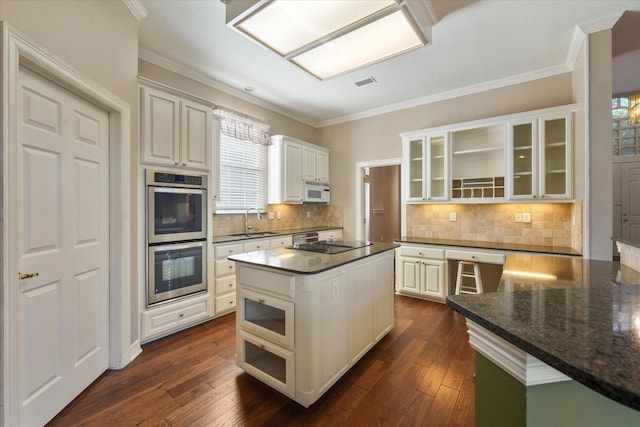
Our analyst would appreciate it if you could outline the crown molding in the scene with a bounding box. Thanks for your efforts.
[565,26,586,70]
[138,48,320,128]
[318,63,571,127]
[578,10,624,35]
[122,0,148,22]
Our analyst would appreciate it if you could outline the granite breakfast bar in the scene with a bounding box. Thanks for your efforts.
[228,242,398,407]
[447,252,640,426]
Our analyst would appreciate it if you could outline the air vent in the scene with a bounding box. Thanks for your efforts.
[355,77,377,87]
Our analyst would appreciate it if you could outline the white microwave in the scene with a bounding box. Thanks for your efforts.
[304,181,330,203]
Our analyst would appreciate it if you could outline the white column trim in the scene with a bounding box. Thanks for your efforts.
[466,320,570,386]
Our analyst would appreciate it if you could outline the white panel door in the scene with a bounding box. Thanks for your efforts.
[16,66,110,427]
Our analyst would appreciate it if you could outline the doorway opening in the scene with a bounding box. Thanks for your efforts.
[356,159,401,242]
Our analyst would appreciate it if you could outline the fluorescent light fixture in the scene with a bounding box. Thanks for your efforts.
[226,0,431,80]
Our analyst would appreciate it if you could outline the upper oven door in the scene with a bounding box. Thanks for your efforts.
[148,186,207,243]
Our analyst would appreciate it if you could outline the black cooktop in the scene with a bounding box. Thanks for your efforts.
[287,240,372,254]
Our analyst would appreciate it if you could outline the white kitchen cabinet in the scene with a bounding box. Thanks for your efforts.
[213,242,243,314]
[269,135,330,204]
[140,85,212,171]
[212,238,272,314]
[403,132,450,202]
[235,249,394,407]
[395,245,447,302]
[141,293,211,342]
[270,235,292,248]
[268,136,304,204]
[507,108,573,200]
[400,104,575,204]
[303,145,330,183]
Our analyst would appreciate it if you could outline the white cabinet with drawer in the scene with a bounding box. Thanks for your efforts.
[213,237,272,314]
[395,245,447,302]
[212,242,243,314]
[141,293,211,342]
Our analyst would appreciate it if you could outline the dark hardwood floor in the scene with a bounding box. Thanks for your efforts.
[48,295,474,426]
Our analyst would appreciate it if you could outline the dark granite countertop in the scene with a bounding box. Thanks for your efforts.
[228,241,399,275]
[212,226,342,244]
[395,236,581,256]
[447,253,640,411]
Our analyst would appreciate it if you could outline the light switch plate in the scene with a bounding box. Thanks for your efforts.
[268,212,274,220]
[523,212,531,223]
[515,213,522,223]
[449,212,457,222]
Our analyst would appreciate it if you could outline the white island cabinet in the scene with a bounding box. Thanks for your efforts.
[231,244,396,407]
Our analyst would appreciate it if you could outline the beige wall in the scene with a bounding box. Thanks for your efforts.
[0,0,141,339]
[319,74,577,240]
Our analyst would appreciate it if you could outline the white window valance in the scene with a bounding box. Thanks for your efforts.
[214,106,272,146]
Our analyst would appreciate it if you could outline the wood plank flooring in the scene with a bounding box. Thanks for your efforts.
[47,295,474,426]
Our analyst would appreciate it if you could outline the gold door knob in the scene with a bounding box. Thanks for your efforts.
[18,271,39,280]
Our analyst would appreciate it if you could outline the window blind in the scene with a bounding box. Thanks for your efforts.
[217,134,267,212]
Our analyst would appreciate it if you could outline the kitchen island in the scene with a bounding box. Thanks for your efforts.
[228,241,398,407]
[447,253,640,426]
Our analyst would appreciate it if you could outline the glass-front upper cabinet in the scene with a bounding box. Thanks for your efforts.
[508,119,537,199]
[540,113,572,199]
[403,133,449,202]
[507,111,572,201]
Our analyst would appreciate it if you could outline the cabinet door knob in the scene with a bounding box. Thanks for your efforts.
[179,313,184,318]
[174,161,179,165]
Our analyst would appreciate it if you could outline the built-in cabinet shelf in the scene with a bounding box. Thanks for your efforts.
[268,135,329,204]
[401,104,575,204]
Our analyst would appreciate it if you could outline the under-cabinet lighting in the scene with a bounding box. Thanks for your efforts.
[502,270,557,280]
[226,0,431,80]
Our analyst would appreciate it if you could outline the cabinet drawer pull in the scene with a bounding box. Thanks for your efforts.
[228,265,233,269]
[229,300,234,305]
[179,313,184,318]
[228,283,233,287]
[258,299,265,304]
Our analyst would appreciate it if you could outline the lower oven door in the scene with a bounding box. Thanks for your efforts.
[148,240,207,306]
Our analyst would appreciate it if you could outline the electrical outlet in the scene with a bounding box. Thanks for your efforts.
[307,211,311,218]
[268,212,274,220]
[449,212,457,222]
[523,212,531,223]
[277,211,281,220]
[515,213,522,223]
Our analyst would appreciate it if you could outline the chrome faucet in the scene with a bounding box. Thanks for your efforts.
[245,208,261,235]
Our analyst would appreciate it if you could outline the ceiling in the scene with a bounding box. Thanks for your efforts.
[137,0,640,128]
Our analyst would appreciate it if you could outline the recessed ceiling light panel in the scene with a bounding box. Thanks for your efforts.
[226,0,430,80]
[236,0,395,56]
[292,10,423,79]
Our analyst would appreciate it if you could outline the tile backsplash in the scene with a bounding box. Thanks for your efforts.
[212,204,343,236]
[406,202,583,252]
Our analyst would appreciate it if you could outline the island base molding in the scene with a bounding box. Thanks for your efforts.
[467,321,640,427]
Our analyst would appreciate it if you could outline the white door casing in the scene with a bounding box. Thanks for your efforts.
[2,23,133,426]
[17,65,110,426]
[621,162,640,243]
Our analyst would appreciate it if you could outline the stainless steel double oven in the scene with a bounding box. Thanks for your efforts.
[146,169,207,306]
